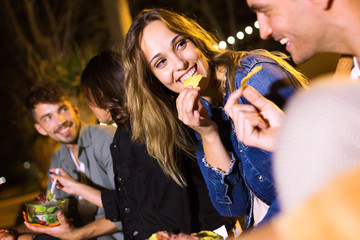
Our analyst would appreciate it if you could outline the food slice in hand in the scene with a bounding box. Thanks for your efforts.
[184,74,203,88]
[241,65,262,90]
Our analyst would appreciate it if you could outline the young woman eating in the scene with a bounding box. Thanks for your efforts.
[122,9,307,230]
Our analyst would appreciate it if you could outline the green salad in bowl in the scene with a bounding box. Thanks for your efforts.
[25,192,69,225]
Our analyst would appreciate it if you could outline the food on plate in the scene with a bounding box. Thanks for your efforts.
[148,230,223,240]
[240,65,262,90]
[183,74,203,88]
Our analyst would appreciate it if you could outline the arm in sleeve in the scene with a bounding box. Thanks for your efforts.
[101,189,122,223]
[196,151,250,217]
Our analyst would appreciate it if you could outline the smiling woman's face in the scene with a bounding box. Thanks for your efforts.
[140,20,209,93]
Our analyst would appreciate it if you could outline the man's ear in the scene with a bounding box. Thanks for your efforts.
[73,104,80,118]
[309,0,333,10]
[34,123,48,136]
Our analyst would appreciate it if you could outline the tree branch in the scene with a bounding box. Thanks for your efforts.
[199,0,225,40]
[42,0,61,53]
[23,0,53,55]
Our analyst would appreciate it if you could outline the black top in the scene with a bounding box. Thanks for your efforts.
[101,127,232,240]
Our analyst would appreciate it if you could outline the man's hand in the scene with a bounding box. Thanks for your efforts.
[24,211,78,240]
[224,86,285,152]
[25,214,118,240]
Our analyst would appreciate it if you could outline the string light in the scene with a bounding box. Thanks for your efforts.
[236,31,245,40]
[219,41,227,49]
[218,21,258,48]
[227,36,235,45]
[99,122,117,127]
[245,26,253,34]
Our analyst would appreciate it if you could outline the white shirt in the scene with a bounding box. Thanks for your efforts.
[70,149,85,173]
[253,196,270,226]
[350,57,360,80]
[69,149,85,200]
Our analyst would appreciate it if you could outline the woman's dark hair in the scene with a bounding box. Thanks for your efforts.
[81,50,128,127]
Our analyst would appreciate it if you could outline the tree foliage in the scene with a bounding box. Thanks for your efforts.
[0,0,109,190]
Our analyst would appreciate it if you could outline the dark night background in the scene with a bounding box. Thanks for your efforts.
[0,0,339,211]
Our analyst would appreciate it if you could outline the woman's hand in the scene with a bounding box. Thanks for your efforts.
[49,168,80,195]
[49,168,103,207]
[176,87,217,137]
[177,87,231,172]
[224,86,285,152]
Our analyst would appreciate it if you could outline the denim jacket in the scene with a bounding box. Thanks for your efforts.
[195,54,301,228]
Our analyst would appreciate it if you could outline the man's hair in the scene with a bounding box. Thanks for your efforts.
[25,82,69,120]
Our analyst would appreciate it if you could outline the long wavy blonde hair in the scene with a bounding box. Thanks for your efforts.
[122,9,307,186]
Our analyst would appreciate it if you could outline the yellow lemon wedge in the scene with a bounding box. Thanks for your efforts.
[184,74,203,88]
[241,65,262,90]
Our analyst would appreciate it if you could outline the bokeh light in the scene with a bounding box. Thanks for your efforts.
[219,41,227,49]
[245,26,253,34]
[236,31,245,40]
[227,36,235,45]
